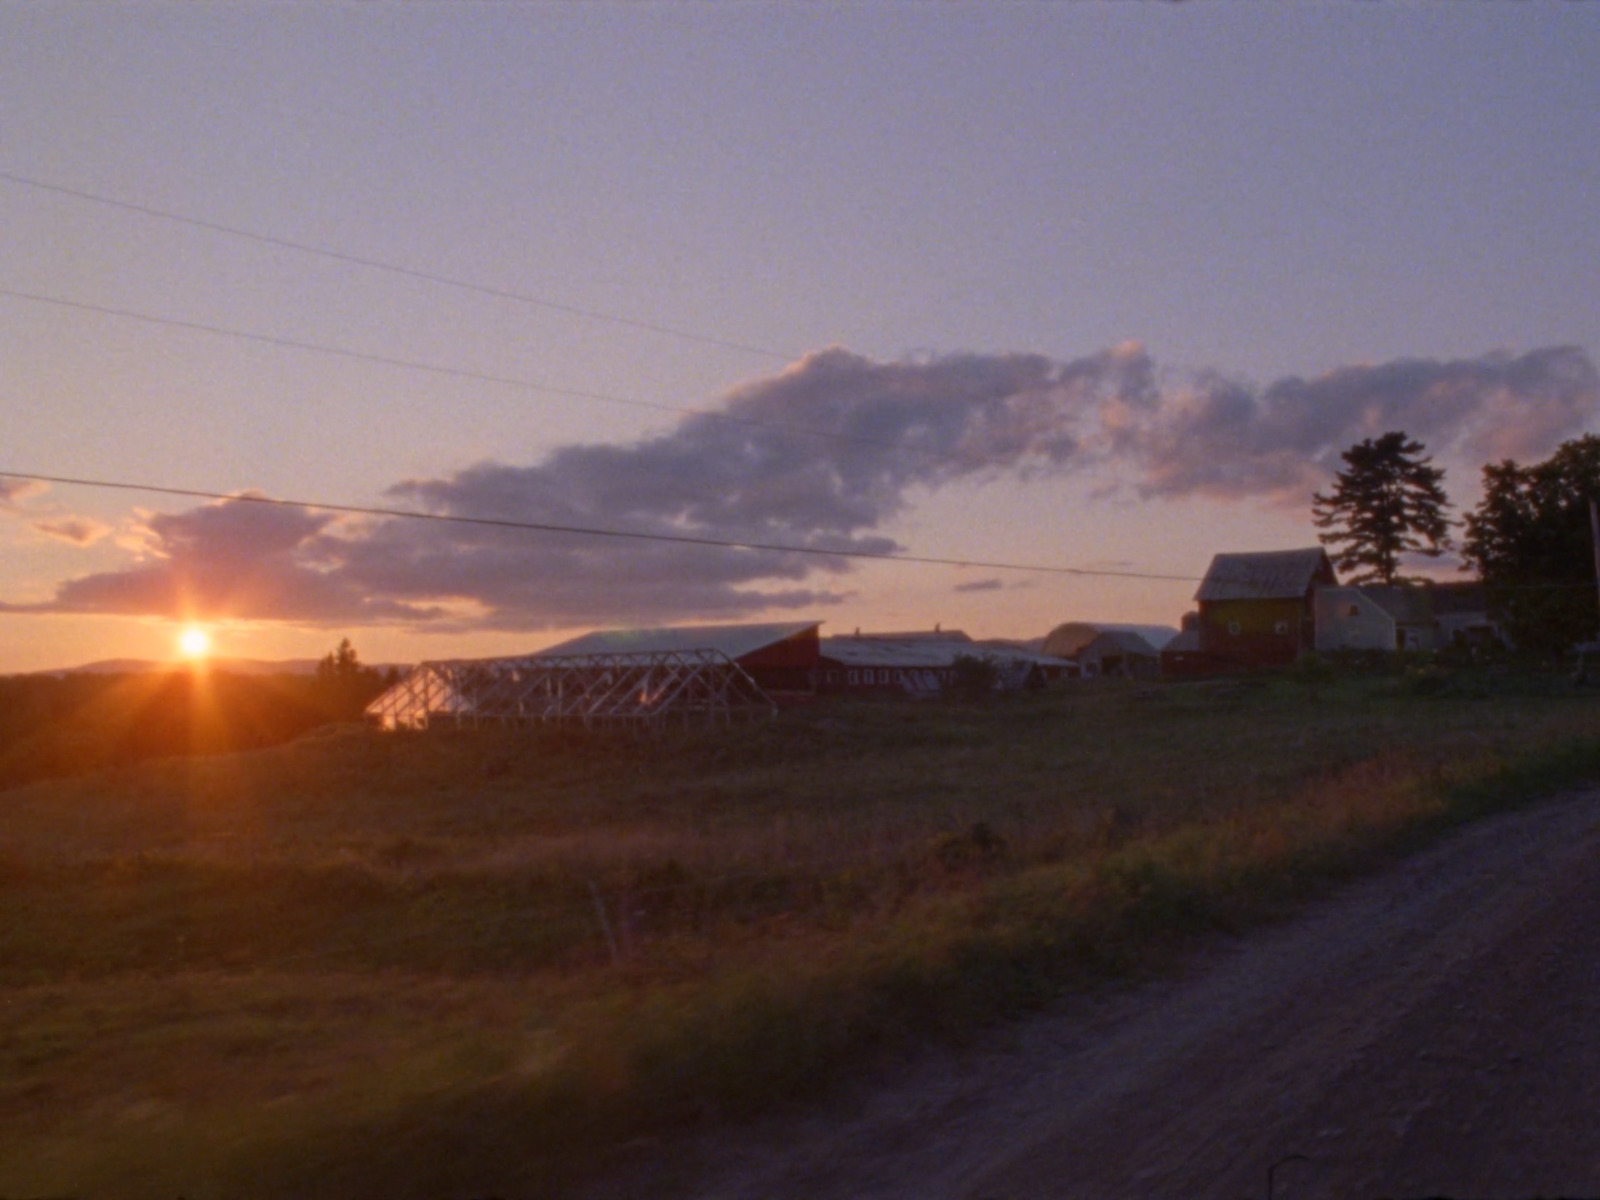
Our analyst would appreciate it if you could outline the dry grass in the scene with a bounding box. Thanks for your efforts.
[3,668,1599,1196]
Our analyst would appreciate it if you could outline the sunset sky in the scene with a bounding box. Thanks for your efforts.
[1,4,1597,673]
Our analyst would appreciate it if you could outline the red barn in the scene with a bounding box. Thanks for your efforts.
[1195,548,1336,669]
[536,621,822,701]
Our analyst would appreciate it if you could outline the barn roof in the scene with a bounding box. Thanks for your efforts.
[1195,548,1334,602]
[535,621,820,661]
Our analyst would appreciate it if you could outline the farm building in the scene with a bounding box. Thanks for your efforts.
[1158,624,1211,676]
[817,630,1075,696]
[1041,621,1177,678]
[1429,582,1504,648]
[535,621,821,699]
[1073,630,1162,678]
[1314,581,1505,654]
[1314,586,1435,652]
[365,621,819,731]
[1196,548,1337,668]
[1041,621,1179,660]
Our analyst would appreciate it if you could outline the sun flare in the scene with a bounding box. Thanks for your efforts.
[178,626,212,660]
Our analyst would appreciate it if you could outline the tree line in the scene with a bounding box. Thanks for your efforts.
[0,641,393,791]
[1312,431,1600,656]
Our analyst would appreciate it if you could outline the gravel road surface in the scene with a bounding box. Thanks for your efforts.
[590,792,1600,1200]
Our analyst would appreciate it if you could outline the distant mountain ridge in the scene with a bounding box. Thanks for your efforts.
[29,657,410,678]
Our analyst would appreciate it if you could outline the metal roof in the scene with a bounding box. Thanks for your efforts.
[534,621,820,662]
[820,637,977,669]
[820,635,1072,670]
[843,628,973,643]
[1195,548,1334,602]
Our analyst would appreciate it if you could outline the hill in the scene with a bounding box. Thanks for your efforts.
[40,656,407,677]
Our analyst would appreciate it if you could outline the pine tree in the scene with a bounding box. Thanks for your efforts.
[1311,432,1452,585]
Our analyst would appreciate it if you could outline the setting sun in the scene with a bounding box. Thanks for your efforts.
[177,626,212,660]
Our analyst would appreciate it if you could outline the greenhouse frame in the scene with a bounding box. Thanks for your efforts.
[366,648,778,732]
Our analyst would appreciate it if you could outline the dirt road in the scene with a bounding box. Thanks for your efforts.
[591,793,1600,1199]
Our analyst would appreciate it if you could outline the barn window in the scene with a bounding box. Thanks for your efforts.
[1274,620,1290,636]
[1227,621,1241,636]
[878,669,890,683]
[847,669,859,685]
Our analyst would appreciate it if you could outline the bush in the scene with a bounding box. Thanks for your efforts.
[948,655,1001,700]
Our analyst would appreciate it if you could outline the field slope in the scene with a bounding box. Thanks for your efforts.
[2,669,1598,1197]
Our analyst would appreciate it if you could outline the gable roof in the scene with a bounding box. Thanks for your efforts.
[1359,586,1434,625]
[1082,630,1161,657]
[535,621,819,661]
[1195,548,1335,603]
[1161,627,1203,654]
[1043,622,1180,657]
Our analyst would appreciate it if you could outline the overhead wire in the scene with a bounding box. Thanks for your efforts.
[0,174,1190,585]
[0,170,1109,478]
[1,174,1507,598]
[0,469,1203,584]
[13,468,1536,594]
[0,168,793,362]
[0,285,1068,475]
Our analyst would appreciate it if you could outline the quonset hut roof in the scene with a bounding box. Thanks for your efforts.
[1195,548,1335,602]
[535,621,820,661]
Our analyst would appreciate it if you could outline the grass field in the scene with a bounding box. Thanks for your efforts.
[4,666,1599,1197]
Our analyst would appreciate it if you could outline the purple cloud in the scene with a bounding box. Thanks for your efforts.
[32,517,110,546]
[0,498,441,623]
[1129,347,1598,503]
[5,344,1593,629]
[0,477,47,508]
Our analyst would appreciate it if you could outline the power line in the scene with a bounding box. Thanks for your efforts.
[0,168,792,362]
[0,469,1203,584]
[6,468,1563,607]
[0,285,1006,468]
[0,285,750,427]
[3,171,1116,488]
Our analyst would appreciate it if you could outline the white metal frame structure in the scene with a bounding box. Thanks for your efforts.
[366,649,778,732]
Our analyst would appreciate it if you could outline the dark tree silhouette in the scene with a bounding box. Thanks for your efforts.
[314,638,386,719]
[1312,432,1452,585]
[1463,434,1600,656]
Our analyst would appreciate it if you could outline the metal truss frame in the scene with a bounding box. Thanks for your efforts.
[366,649,777,732]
